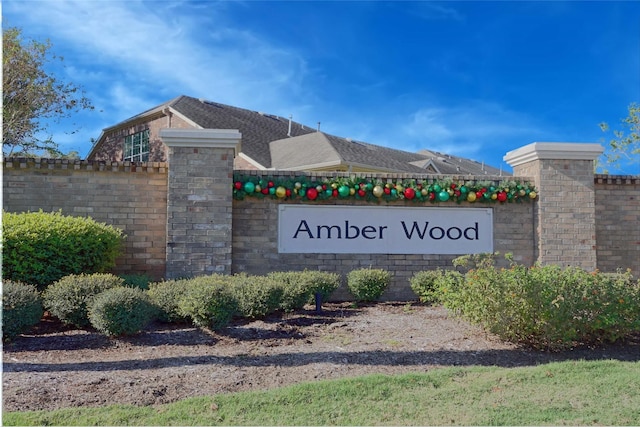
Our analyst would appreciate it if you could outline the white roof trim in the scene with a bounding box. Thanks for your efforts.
[238,152,266,170]
[504,142,604,167]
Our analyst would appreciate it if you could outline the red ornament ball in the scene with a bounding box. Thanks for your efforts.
[497,192,508,202]
[404,187,416,200]
[306,187,318,200]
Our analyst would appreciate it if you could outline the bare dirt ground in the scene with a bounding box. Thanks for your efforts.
[3,302,640,413]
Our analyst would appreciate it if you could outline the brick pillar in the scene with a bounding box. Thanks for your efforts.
[159,129,241,279]
[504,142,604,271]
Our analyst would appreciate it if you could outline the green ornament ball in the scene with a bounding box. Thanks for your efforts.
[433,184,442,193]
[338,185,350,197]
[438,190,450,202]
[243,182,255,193]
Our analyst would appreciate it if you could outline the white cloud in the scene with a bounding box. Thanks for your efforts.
[3,0,312,155]
[396,101,544,157]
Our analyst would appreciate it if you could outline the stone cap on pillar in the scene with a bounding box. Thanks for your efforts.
[504,142,604,167]
[159,128,242,155]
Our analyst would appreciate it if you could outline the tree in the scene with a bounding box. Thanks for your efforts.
[2,27,94,157]
[599,103,640,173]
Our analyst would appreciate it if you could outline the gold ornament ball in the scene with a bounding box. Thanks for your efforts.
[373,185,384,197]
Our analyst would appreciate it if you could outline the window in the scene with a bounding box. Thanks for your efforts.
[124,130,150,161]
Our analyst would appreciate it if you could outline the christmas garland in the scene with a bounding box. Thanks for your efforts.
[232,174,538,204]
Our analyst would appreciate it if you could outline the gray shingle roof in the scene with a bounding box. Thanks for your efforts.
[99,95,508,175]
[171,96,315,169]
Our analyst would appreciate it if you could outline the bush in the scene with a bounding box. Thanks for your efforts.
[268,271,310,312]
[347,268,391,302]
[42,273,124,328]
[410,270,445,305]
[147,279,191,323]
[442,254,640,350]
[302,270,341,305]
[230,274,283,318]
[177,275,238,330]
[89,287,157,336]
[120,274,152,290]
[2,281,43,340]
[2,210,124,290]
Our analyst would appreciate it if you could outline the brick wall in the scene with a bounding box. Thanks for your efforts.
[595,175,640,278]
[231,172,536,301]
[3,148,638,300]
[2,158,168,279]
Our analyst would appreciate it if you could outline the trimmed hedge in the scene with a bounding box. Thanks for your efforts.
[302,270,341,305]
[347,268,391,302]
[147,279,191,323]
[177,275,238,330]
[89,287,157,337]
[230,274,283,318]
[2,210,124,289]
[2,281,43,340]
[42,273,124,328]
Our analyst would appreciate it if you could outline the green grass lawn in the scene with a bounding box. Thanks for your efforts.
[4,359,639,426]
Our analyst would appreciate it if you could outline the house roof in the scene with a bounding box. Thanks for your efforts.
[89,95,507,175]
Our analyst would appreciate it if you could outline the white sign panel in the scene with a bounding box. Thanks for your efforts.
[278,205,493,254]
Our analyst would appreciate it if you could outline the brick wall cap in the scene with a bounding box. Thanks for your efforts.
[504,142,604,167]
[160,128,241,155]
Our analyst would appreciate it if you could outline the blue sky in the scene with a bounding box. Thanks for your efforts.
[3,0,639,174]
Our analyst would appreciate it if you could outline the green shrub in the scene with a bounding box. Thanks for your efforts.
[2,281,43,340]
[120,274,152,290]
[410,270,445,304]
[268,271,310,312]
[89,287,157,337]
[42,273,124,328]
[230,274,283,318]
[347,268,391,302]
[2,210,124,290]
[147,279,191,323]
[302,270,341,304]
[177,275,238,330]
[442,254,640,350]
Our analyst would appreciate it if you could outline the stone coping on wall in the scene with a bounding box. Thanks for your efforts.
[235,169,530,182]
[3,157,167,173]
[594,174,640,184]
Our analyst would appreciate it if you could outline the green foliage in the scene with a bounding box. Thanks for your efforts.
[229,274,283,318]
[2,280,43,340]
[267,271,311,312]
[302,270,341,304]
[599,102,640,173]
[177,275,238,330]
[346,268,391,302]
[2,27,94,157]
[2,210,124,290]
[119,274,152,290]
[442,254,640,350]
[409,270,445,304]
[266,270,341,311]
[42,273,124,328]
[147,279,191,323]
[89,287,157,337]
